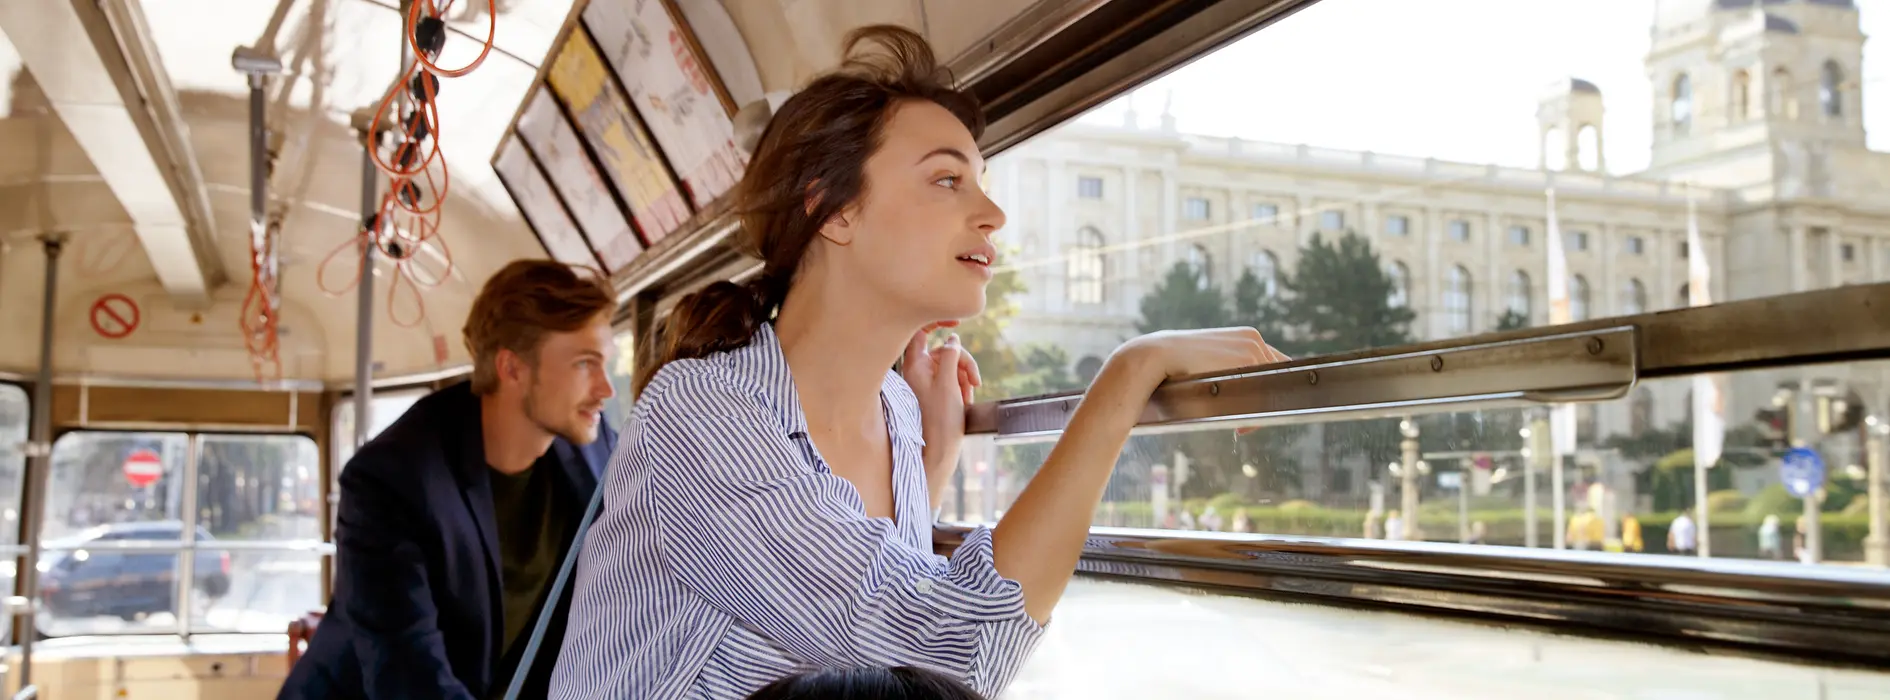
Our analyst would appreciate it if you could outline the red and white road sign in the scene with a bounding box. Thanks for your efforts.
[123,448,162,488]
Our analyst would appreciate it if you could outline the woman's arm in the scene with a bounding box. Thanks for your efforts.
[991,328,1282,624]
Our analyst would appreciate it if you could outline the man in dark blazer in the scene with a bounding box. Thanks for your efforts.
[281,261,621,699]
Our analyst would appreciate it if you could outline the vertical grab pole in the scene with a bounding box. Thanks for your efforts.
[17,234,65,687]
[355,126,379,451]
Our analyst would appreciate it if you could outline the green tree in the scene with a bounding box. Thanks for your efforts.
[1137,261,1230,333]
[1495,309,1530,331]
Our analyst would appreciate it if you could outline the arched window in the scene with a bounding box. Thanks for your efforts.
[1506,269,1532,317]
[1670,74,1692,134]
[1068,227,1106,305]
[1732,69,1752,122]
[1678,282,1690,308]
[1570,275,1591,320]
[1576,125,1599,172]
[1771,67,1797,119]
[1075,356,1105,385]
[1543,126,1567,171]
[1187,244,1212,290]
[1630,387,1655,437]
[1821,60,1844,117]
[1443,265,1473,334]
[1385,261,1410,307]
[1249,250,1279,297]
[1621,278,1646,315]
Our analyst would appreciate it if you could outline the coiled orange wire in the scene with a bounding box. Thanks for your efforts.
[315,0,496,335]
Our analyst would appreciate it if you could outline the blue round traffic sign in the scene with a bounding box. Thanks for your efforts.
[1780,447,1825,499]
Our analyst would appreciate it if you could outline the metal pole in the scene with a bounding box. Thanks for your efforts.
[1695,438,1712,558]
[17,234,65,686]
[1399,420,1418,541]
[355,130,378,450]
[1459,465,1470,544]
[1553,452,1566,550]
[1524,415,1539,548]
[1866,420,1887,567]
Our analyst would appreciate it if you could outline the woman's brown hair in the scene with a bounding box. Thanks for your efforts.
[633,24,983,395]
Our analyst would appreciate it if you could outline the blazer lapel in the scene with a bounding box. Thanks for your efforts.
[444,390,504,638]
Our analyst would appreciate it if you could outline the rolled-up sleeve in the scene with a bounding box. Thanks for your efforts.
[641,371,1044,695]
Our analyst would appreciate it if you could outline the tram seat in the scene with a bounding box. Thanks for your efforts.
[286,611,324,666]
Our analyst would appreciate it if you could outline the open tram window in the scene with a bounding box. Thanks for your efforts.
[952,0,1889,573]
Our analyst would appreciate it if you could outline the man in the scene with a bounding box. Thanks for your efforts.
[281,260,619,699]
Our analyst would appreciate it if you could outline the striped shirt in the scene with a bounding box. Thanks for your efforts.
[548,322,1044,699]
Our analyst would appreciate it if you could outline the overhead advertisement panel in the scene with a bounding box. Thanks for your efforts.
[583,0,746,207]
[516,87,644,273]
[545,27,692,246]
[492,135,601,269]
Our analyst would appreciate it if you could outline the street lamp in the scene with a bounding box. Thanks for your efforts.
[1399,418,1420,540]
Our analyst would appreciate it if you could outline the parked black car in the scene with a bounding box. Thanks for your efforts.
[38,521,232,621]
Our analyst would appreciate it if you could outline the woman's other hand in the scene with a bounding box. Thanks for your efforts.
[903,321,981,508]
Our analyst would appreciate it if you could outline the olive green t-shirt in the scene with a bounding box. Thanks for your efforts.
[487,455,573,662]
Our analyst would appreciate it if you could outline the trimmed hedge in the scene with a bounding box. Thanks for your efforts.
[1097,500,1874,560]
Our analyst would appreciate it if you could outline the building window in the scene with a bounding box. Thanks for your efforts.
[1251,203,1279,224]
[1626,235,1645,255]
[1571,275,1591,321]
[1078,176,1103,199]
[1630,387,1655,437]
[1567,230,1589,251]
[1821,60,1844,118]
[1068,227,1106,305]
[1622,278,1647,315]
[1319,210,1345,231]
[1385,215,1410,237]
[1448,220,1470,242]
[1506,270,1532,317]
[1842,243,1856,263]
[1671,73,1693,134]
[1576,125,1600,172]
[1183,197,1211,220]
[1771,67,1797,119]
[1679,240,1689,259]
[1385,261,1410,308]
[1443,265,1473,334]
[1508,225,1530,246]
[1249,250,1279,297]
[1186,244,1213,289]
[1678,282,1691,307]
[1732,69,1752,123]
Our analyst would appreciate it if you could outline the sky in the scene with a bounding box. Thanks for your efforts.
[1074,0,1890,176]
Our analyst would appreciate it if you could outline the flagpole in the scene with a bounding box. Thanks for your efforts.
[1545,186,1572,550]
[1686,182,1719,558]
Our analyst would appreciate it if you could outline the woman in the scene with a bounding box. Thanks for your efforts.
[549,25,1281,699]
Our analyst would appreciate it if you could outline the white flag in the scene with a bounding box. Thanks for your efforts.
[1687,188,1727,470]
[1545,188,1578,456]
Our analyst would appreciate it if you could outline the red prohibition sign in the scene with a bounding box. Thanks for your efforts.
[89,293,141,340]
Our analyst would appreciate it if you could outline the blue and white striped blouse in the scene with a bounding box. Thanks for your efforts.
[548,322,1044,699]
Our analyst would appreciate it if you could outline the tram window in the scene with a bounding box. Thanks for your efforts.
[962,0,1886,573]
[330,389,428,472]
[195,434,322,542]
[0,384,25,548]
[36,431,322,638]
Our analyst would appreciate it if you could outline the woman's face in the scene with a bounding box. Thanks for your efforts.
[818,99,1005,324]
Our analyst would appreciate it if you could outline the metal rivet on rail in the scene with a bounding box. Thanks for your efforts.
[1307,370,1319,385]
[1586,337,1605,355]
[1210,383,1221,396]
[1430,356,1444,372]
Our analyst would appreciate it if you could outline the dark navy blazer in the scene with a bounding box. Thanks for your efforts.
[279,380,613,699]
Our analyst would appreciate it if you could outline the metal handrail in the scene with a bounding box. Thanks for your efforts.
[967,282,1890,436]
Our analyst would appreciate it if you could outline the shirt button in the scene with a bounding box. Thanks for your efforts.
[914,580,935,595]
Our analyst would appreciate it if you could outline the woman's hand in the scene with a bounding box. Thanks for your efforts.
[902,321,980,510]
[1105,327,1288,398]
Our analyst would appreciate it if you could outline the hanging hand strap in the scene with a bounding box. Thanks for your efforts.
[500,462,609,700]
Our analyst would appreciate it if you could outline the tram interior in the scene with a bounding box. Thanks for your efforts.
[0,0,1888,697]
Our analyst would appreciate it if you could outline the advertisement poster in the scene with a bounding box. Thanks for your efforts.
[492,136,602,269]
[546,29,691,245]
[516,87,643,272]
[583,0,745,207]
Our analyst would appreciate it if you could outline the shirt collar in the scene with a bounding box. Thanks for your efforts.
[726,322,923,447]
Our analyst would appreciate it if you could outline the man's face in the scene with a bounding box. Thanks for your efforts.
[518,313,616,445]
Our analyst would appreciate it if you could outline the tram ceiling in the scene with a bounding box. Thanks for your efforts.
[0,0,224,304]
